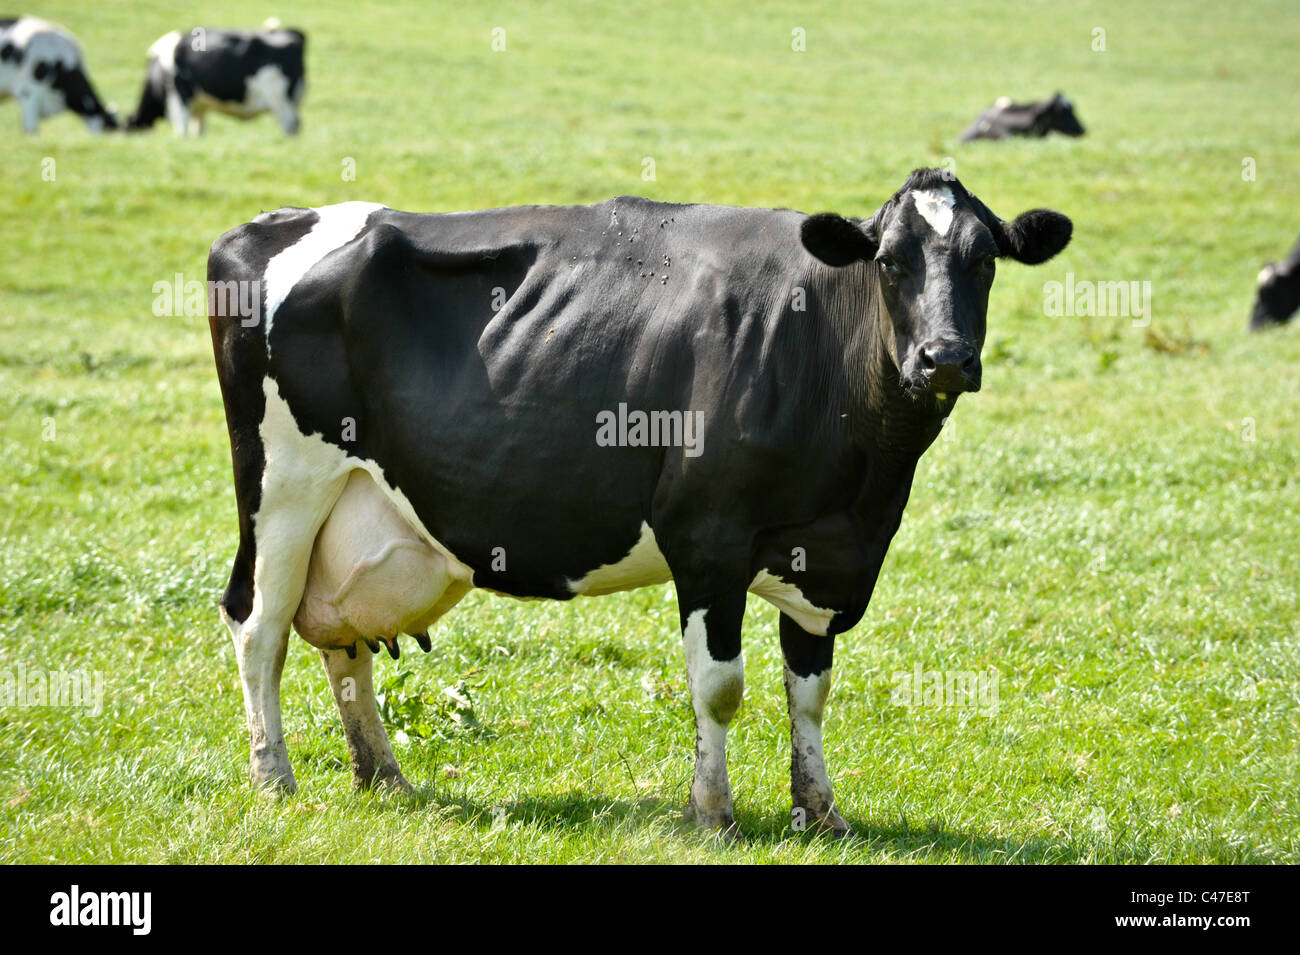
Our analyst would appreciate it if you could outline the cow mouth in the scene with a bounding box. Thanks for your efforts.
[902,369,981,400]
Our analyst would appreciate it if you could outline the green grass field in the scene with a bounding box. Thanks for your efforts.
[1,0,1297,863]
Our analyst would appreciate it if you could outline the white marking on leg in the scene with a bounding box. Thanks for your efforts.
[748,570,834,635]
[228,379,353,790]
[262,201,385,338]
[165,89,188,137]
[223,603,296,791]
[911,187,956,236]
[682,608,744,827]
[567,521,672,595]
[785,665,845,830]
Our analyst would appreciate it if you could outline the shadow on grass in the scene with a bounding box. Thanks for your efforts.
[365,784,1158,863]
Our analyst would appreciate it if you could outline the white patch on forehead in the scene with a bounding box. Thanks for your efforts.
[911,187,956,236]
[262,201,385,336]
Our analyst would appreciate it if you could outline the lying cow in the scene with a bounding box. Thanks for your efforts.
[209,169,1072,836]
[1250,236,1300,330]
[0,17,117,133]
[127,22,304,136]
[960,92,1085,141]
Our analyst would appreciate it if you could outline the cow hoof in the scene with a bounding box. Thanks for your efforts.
[250,748,296,796]
[686,805,744,842]
[251,770,297,797]
[357,766,413,794]
[795,804,853,839]
[815,815,854,839]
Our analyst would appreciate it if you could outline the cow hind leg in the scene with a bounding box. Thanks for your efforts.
[220,400,350,794]
[222,488,337,794]
[780,615,851,837]
[319,647,410,791]
[678,589,747,838]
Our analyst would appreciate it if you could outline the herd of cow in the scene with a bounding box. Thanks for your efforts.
[10,13,1297,838]
[0,16,305,136]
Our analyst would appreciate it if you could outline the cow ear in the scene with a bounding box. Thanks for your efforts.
[801,213,879,267]
[999,209,1072,265]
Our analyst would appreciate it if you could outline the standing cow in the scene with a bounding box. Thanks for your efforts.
[1250,235,1300,330]
[960,92,1085,141]
[127,22,305,136]
[208,169,1072,836]
[0,17,118,133]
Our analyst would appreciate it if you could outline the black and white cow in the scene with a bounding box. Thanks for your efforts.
[960,92,1085,142]
[127,22,304,136]
[208,169,1072,836]
[0,17,118,133]
[1250,235,1300,330]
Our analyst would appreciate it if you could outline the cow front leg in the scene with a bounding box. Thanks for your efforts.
[319,646,411,792]
[679,590,747,837]
[780,614,851,837]
[17,86,40,134]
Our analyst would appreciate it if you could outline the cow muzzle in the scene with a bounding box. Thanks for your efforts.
[908,340,981,395]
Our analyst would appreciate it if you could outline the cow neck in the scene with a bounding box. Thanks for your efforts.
[842,272,947,510]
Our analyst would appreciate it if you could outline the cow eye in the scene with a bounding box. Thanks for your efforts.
[877,253,903,278]
[972,254,996,277]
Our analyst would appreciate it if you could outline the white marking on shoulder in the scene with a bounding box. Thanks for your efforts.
[911,187,956,237]
[748,570,834,636]
[995,95,1012,109]
[148,31,182,70]
[567,521,672,595]
[1257,264,1276,285]
[262,201,385,336]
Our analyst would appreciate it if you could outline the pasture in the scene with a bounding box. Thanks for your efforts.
[0,0,1297,863]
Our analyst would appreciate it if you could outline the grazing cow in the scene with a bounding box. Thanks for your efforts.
[0,17,118,133]
[208,169,1071,836]
[960,92,1085,141]
[127,22,304,136]
[1250,236,1300,330]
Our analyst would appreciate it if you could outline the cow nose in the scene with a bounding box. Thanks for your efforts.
[919,342,980,392]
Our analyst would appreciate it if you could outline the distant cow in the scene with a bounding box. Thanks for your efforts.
[208,169,1071,837]
[127,22,305,136]
[960,92,1085,142]
[0,17,118,133]
[1251,236,1300,330]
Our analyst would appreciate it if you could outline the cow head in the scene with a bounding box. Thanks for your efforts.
[1038,92,1085,137]
[800,168,1072,398]
[37,59,119,131]
[33,59,118,130]
[1250,259,1300,330]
